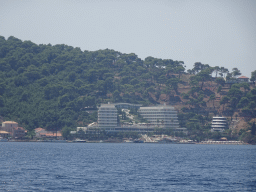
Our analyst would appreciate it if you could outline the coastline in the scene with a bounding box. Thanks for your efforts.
[1,139,250,145]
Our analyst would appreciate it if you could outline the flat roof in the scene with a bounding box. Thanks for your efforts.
[114,103,143,106]
[2,121,18,124]
[100,104,116,108]
[139,106,175,110]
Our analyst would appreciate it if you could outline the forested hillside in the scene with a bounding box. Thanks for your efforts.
[0,36,186,132]
[0,36,255,141]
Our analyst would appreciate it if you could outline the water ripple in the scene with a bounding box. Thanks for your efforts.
[0,143,255,191]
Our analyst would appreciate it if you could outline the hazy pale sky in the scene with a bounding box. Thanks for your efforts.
[1,0,256,77]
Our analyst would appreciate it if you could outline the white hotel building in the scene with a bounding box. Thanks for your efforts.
[98,103,118,130]
[138,105,179,129]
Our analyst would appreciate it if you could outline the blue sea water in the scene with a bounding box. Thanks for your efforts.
[0,143,255,192]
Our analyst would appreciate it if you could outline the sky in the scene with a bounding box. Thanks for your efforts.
[1,0,256,77]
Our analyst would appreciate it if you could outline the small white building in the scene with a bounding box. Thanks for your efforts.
[77,127,87,132]
[211,116,228,132]
[237,76,249,83]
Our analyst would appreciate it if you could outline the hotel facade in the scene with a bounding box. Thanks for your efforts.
[98,103,118,130]
[210,116,228,132]
[97,103,180,132]
[138,105,179,129]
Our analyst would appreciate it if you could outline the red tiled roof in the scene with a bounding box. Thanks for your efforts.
[13,127,25,131]
[35,128,62,137]
[35,128,45,132]
[238,76,249,79]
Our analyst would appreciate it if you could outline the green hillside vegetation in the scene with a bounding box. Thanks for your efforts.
[0,36,256,142]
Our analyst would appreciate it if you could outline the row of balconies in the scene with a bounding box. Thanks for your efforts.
[148,121,179,124]
[98,116,117,118]
[141,117,178,120]
[141,117,178,119]
[142,115,177,117]
[98,121,117,123]
[98,124,117,126]
[98,115,117,117]
[98,112,117,114]
[138,109,175,111]
[211,125,227,128]
[99,109,117,112]
[140,112,177,115]
[98,119,117,121]
[98,116,116,118]
[98,116,117,119]
[151,123,179,126]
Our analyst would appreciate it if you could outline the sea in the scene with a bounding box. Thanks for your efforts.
[0,142,255,192]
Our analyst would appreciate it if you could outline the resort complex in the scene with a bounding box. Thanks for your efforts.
[138,105,179,129]
[94,103,182,134]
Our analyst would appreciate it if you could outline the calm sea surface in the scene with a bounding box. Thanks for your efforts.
[0,142,255,192]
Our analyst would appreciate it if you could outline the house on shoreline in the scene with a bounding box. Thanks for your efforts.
[0,121,26,138]
[35,128,63,139]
